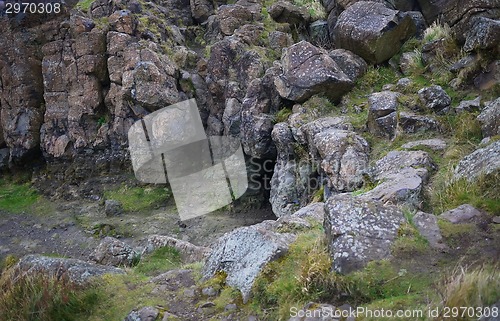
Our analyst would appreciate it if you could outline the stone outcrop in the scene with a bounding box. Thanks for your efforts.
[477,98,500,137]
[203,221,296,302]
[333,1,416,64]
[89,237,138,267]
[454,140,500,182]
[366,91,399,138]
[324,194,405,274]
[274,41,356,103]
[14,255,124,285]
[364,150,435,208]
[269,1,311,26]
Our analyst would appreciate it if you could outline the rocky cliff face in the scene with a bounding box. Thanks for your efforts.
[0,0,498,200]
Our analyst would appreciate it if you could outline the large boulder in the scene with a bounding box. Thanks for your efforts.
[269,1,311,26]
[454,141,500,182]
[190,0,214,23]
[333,1,416,64]
[274,41,354,103]
[463,17,500,52]
[217,5,253,36]
[14,255,124,285]
[203,222,296,302]
[90,237,138,267]
[416,0,500,43]
[477,98,500,137]
[313,129,370,193]
[364,150,435,208]
[324,194,405,274]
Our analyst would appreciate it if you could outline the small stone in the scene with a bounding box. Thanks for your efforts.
[440,204,483,224]
[105,200,123,216]
[418,85,451,112]
[492,217,500,224]
[225,303,238,311]
[183,288,196,298]
[200,302,216,308]
[202,287,217,297]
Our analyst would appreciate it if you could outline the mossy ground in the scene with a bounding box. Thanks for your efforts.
[103,185,172,212]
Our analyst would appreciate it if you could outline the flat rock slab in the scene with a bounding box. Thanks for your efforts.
[439,204,484,224]
[324,194,405,274]
[15,255,124,285]
[401,139,447,151]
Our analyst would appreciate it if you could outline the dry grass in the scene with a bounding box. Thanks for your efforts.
[437,264,499,317]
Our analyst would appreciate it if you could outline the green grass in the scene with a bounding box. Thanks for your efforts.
[103,185,171,212]
[274,108,293,123]
[392,223,429,258]
[134,246,182,277]
[0,270,102,321]
[0,180,39,213]
[75,0,95,11]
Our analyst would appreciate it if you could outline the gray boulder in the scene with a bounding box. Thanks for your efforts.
[269,1,311,25]
[275,41,354,103]
[105,200,123,216]
[190,0,214,23]
[454,140,500,182]
[401,138,447,151]
[90,237,138,267]
[291,202,325,223]
[203,222,296,302]
[440,204,484,224]
[329,49,368,82]
[367,91,399,138]
[413,211,445,249]
[464,17,500,52]
[477,98,500,137]
[399,111,441,134]
[313,129,370,192]
[418,85,451,113]
[14,255,124,285]
[324,194,405,274]
[123,306,159,321]
[364,150,434,208]
[333,1,416,64]
[217,5,253,36]
[143,235,211,263]
[455,97,481,114]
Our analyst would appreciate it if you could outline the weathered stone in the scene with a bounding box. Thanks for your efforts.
[90,237,137,267]
[464,16,500,52]
[269,1,311,25]
[454,140,500,182]
[269,31,294,52]
[105,200,123,216]
[123,306,159,321]
[14,255,124,285]
[399,51,419,75]
[413,211,445,249]
[328,49,368,82]
[190,0,214,23]
[418,85,451,112]
[455,96,481,114]
[143,235,211,263]
[217,5,253,36]
[291,202,325,223]
[203,222,296,302]
[150,269,196,293]
[324,194,405,274]
[367,91,399,138]
[275,41,354,103]
[333,2,416,64]
[313,129,370,192]
[477,98,500,137]
[364,150,434,208]
[240,66,282,159]
[401,138,447,151]
[399,111,441,134]
[440,204,484,224]
[109,10,137,35]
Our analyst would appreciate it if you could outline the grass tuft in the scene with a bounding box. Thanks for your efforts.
[0,180,39,213]
[135,246,182,277]
[103,185,171,212]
